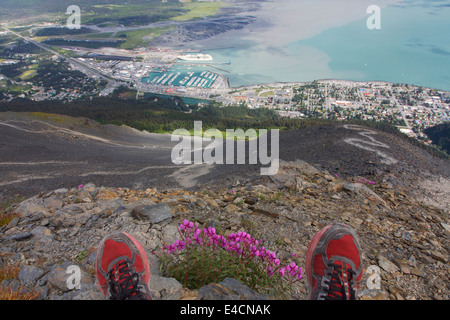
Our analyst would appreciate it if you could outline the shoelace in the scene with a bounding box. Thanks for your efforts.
[323,262,357,300]
[107,260,146,300]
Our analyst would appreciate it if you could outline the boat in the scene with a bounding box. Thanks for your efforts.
[178,54,213,62]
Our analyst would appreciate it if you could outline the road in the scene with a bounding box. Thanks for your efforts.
[1,25,122,84]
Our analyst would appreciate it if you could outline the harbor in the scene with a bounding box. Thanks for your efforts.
[141,51,230,90]
[142,68,220,89]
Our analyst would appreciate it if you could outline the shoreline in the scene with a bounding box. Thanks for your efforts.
[225,78,450,93]
[181,0,449,94]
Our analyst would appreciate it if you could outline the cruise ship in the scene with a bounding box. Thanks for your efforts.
[178,53,213,62]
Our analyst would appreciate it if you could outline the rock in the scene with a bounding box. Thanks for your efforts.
[288,159,321,176]
[332,183,344,193]
[131,203,173,224]
[47,262,93,293]
[342,182,362,193]
[42,196,64,212]
[14,196,46,218]
[82,183,96,190]
[198,278,269,300]
[253,203,279,218]
[359,289,390,300]
[8,232,33,242]
[393,259,411,274]
[148,275,183,300]
[195,198,208,209]
[161,224,179,245]
[206,198,220,209]
[96,188,120,200]
[180,289,200,300]
[18,265,46,287]
[244,197,258,205]
[30,226,52,239]
[429,251,447,263]
[222,195,236,203]
[342,182,386,205]
[378,255,399,273]
[6,216,20,228]
[402,232,411,241]
[224,203,239,214]
[70,284,104,300]
[270,173,295,188]
[440,222,450,232]
[295,177,315,190]
[53,188,69,194]
[252,185,272,194]
[410,267,424,277]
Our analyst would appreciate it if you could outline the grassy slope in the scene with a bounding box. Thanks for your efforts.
[172,1,225,21]
[116,27,174,49]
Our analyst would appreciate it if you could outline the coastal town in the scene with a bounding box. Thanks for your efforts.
[1,30,449,146]
[0,0,449,304]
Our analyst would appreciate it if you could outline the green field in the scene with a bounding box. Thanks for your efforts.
[172,2,226,21]
[18,69,37,80]
[260,91,274,97]
[114,27,173,49]
[82,3,185,27]
[82,32,114,38]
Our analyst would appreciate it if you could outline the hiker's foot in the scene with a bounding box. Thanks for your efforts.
[305,223,363,300]
[96,232,151,300]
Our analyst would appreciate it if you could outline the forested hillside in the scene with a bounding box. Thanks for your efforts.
[1,89,448,159]
[424,122,450,155]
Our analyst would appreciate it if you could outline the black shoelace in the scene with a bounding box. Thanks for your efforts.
[323,262,357,300]
[107,260,147,300]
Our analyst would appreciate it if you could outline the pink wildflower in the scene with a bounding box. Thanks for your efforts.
[180,219,194,230]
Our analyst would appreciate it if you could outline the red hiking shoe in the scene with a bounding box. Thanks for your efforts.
[305,223,363,300]
[96,232,151,300]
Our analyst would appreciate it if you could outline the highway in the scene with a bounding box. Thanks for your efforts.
[1,25,121,84]
[0,24,236,101]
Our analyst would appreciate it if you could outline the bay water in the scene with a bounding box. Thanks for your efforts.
[203,1,450,91]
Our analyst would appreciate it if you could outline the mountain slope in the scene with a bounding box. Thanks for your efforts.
[0,111,448,300]
[1,111,448,212]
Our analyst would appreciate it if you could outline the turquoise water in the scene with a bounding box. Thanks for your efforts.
[204,2,450,91]
[295,5,450,91]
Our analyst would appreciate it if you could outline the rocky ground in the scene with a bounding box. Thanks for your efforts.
[0,159,448,300]
[0,112,448,300]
